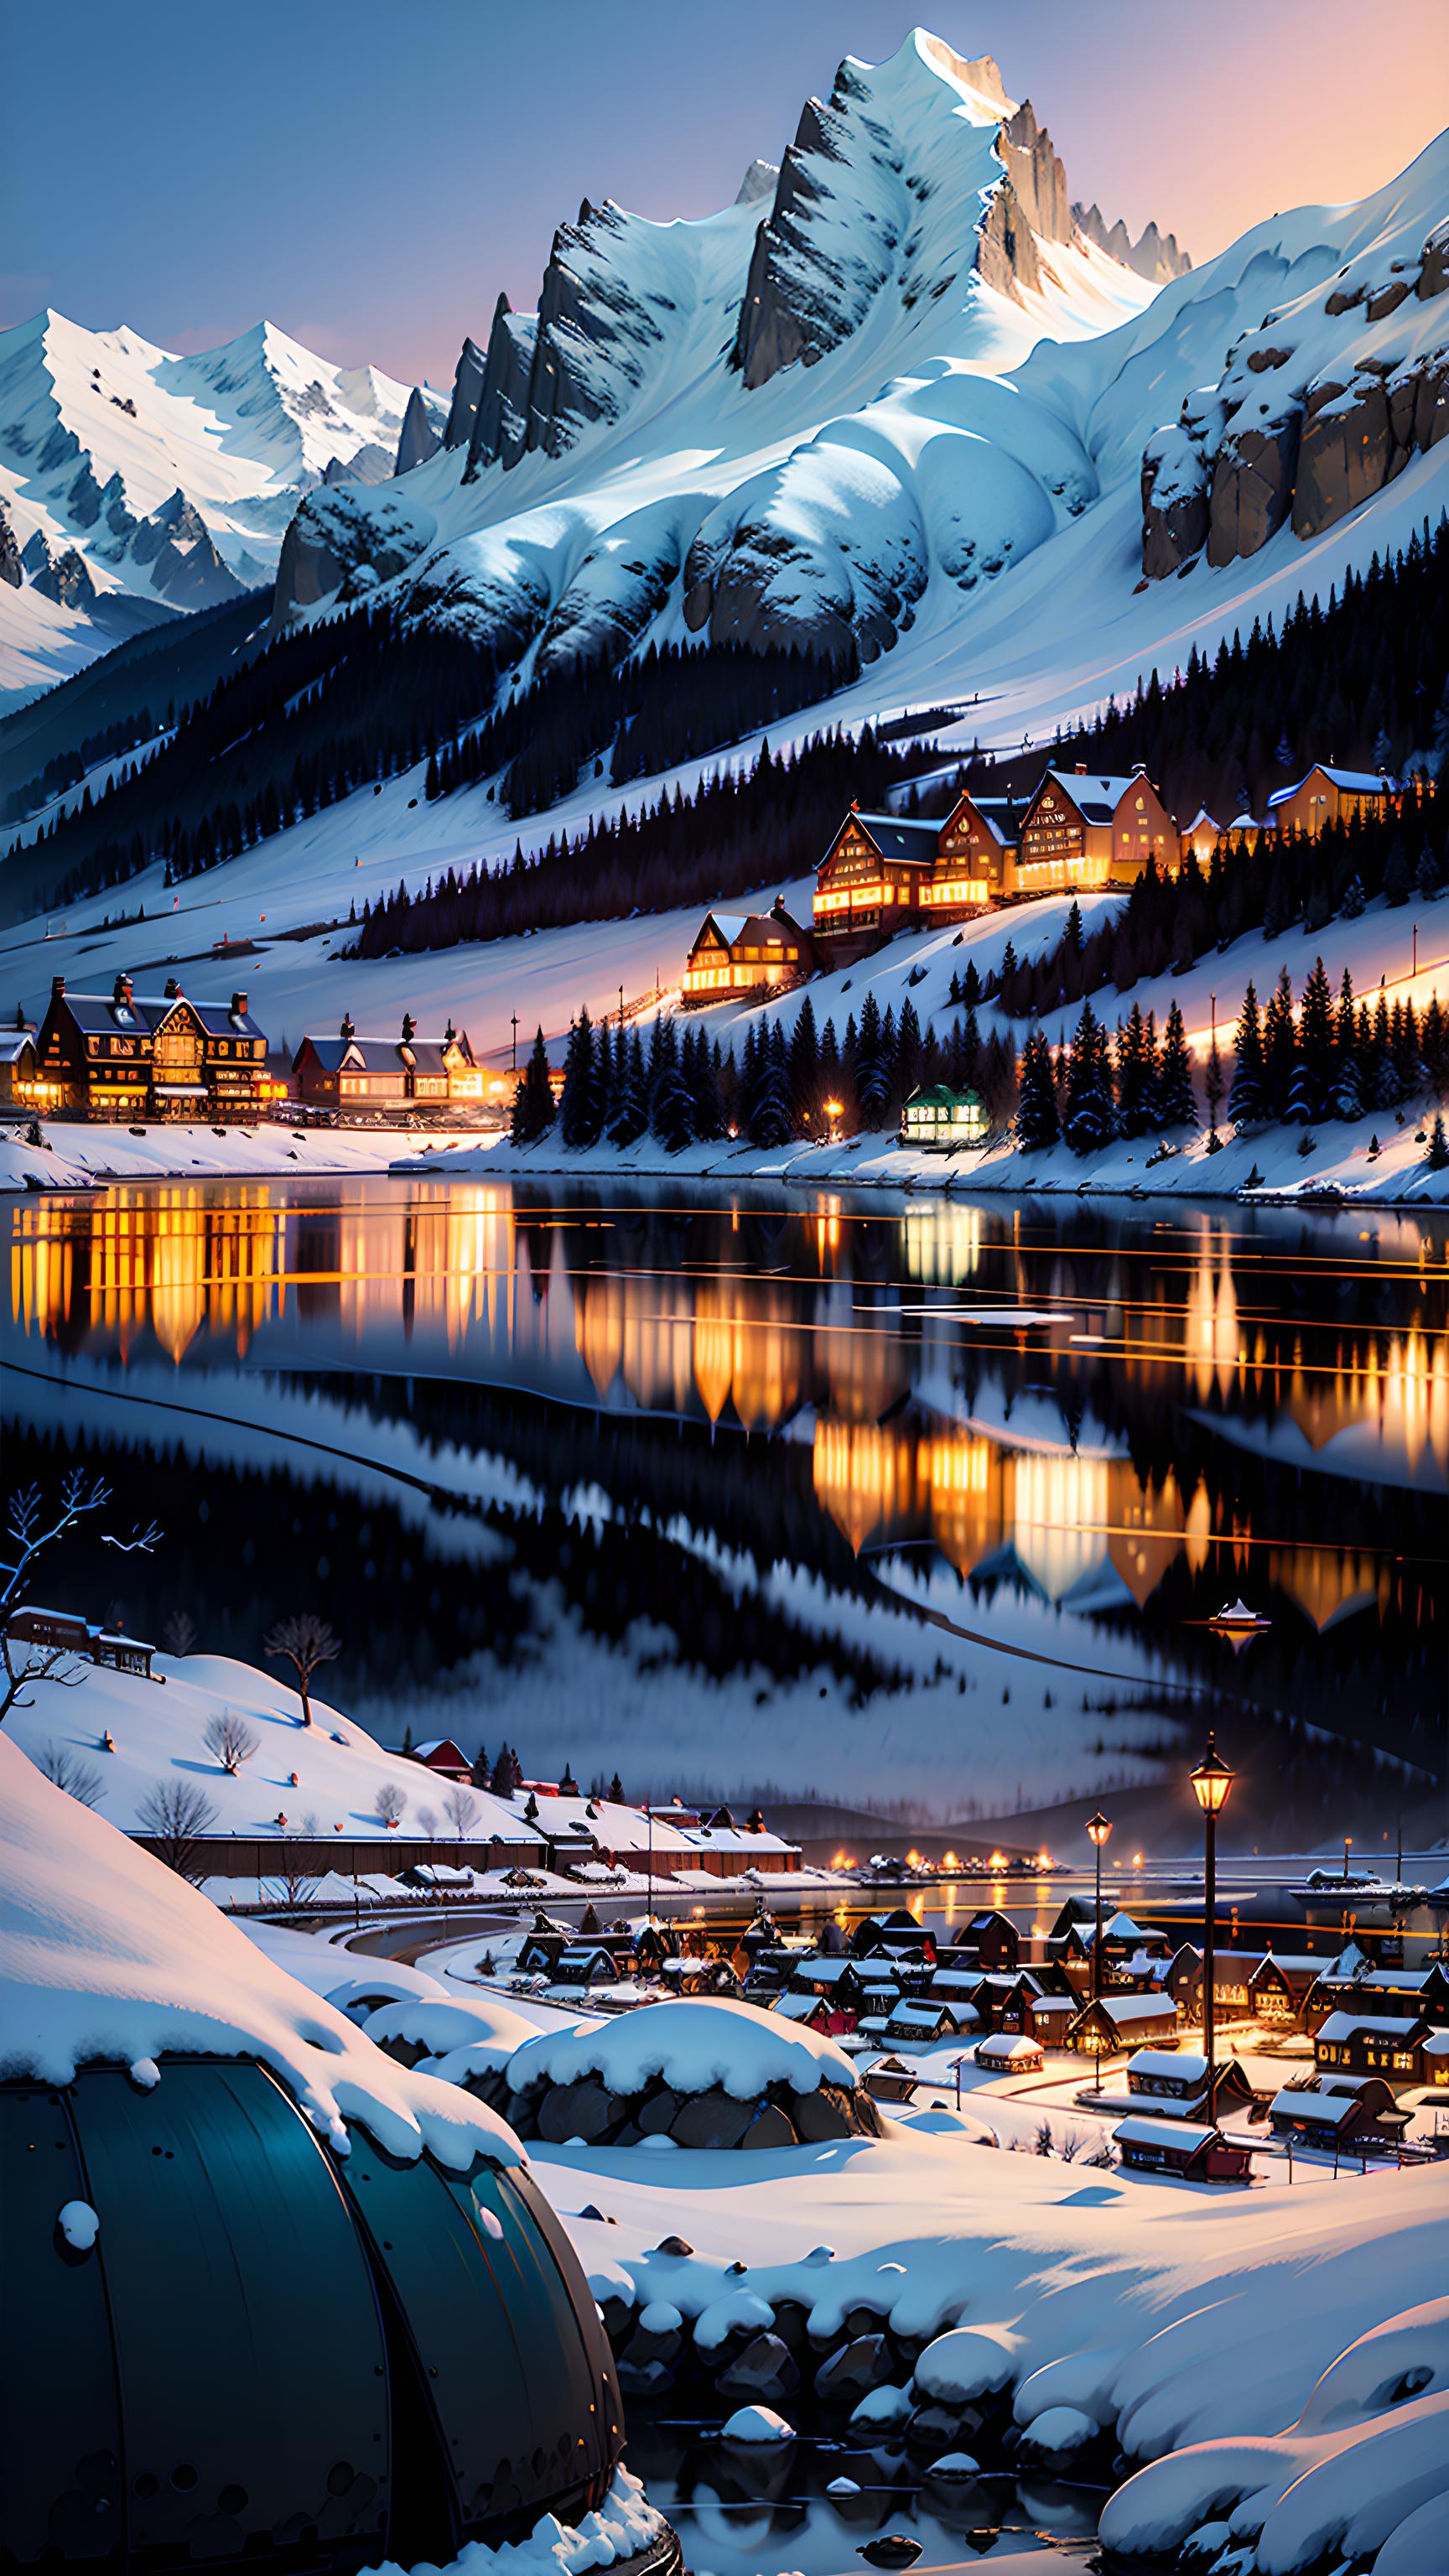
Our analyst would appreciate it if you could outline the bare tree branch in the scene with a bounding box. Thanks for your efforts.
[99,1521,163,1557]
[35,1740,106,1809]
[371,1780,408,1829]
[443,1783,480,1840]
[138,1779,218,1880]
[203,1710,258,1774]
[0,1633,87,1729]
[263,1613,342,1727]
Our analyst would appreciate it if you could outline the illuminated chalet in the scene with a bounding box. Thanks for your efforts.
[682,901,814,1002]
[1265,765,1393,839]
[813,790,1019,956]
[293,1013,480,1109]
[34,974,271,1120]
[1015,765,1178,894]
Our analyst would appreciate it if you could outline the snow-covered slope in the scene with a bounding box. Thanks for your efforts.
[0,1726,518,2163]
[271,30,1446,712]
[0,312,444,703]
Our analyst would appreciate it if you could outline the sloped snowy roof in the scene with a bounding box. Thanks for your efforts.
[1270,2088,1363,2127]
[0,1735,520,2169]
[1266,765,1390,808]
[848,813,942,866]
[1128,2048,1208,2084]
[1317,2012,1425,2042]
[1114,2115,1219,2151]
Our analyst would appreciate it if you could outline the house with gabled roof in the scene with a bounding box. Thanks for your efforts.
[681,899,814,1002]
[922,786,1019,913]
[1014,764,1178,894]
[812,805,943,954]
[1266,765,1393,840]
[34,972,271,1120]
[293,1012,478,1109]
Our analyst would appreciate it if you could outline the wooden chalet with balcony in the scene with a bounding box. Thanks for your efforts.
[34,974,271,1121]
[1014,766,1178,895]
[1270,2075,1412,2152]
[682,900,814,1003]
[813,808,942,957]
[293,1013,479,1110]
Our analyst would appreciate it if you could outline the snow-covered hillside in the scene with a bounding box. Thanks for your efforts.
[272,30,1447,739]
[0,312,444,703]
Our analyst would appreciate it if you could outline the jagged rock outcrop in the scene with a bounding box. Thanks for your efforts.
[1074,202,1191,283]
[464,201,672,473]
[977,179,1043,300]
[0,501,21,588]
[1000,102,1072,245]
[735,158,779,207]
[442,335,487,449]
[1140,215,1449,576]
[394,385,440,475]
[465,293,536,477]
[271,482,436,626]
[31,543,98,610]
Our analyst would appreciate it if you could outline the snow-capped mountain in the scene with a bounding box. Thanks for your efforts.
[270,28,1446,743]
[0,312,444,701]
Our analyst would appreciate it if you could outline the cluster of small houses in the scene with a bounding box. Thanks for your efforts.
[0,975,499,1125]
[679,759,1398,999]
[502,1894,1449,2179]
[3,759,1397,1133]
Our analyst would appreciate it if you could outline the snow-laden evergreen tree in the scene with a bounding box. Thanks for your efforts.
[1064,1000,1117,1156]
[1263,969,1298,1119]
[558,1008,599,1148]
[648,1019,694,1150]
[854,991,891,1126]
[749,1022,795,1146]
[688,1030,727,1140]
[511,1027,555,1145]
[894,996,923,1111]
[1156,1000,1197,1127]
[1228,981,1266,1128]
[1415,844,1443,901]
[1426,1112,1449,1170]
[789,994,819,1126]
[1115,1002,1155,1135]
[1015,1027,1059,1150]
[1382,836,1413,905]
[1297,958,1337,1120]
[1340,874,1366,917]
[609,1029,648,1146]
[1205,1032,1225,1145]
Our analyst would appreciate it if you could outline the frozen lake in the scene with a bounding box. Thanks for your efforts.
[3,1175,1444,1848]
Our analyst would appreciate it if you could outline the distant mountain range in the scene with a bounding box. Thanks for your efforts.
[0,314,444,701]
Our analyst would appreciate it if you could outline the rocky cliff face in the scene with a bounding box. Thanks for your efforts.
[394,386,441,477]
[1074,203,1191,283]
[0,500,19,588]
[1141,217,1449,579]
[442,337,487,450]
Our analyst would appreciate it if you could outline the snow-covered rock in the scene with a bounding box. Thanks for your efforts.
[506,1994,859,2102]
[720,2402,795,2444]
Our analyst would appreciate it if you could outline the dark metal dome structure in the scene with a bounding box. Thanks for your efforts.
[0,2054,646,2573]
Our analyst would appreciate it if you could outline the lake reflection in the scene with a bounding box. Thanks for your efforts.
[4,1177,1445,1836]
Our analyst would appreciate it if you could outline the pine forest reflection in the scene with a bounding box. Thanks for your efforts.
[5,1178,1445,1842]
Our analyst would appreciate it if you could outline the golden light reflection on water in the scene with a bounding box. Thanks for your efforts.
[7,1183,1445,1633]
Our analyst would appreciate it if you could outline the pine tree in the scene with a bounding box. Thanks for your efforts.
[1382,836,1412,905]
[1262,968,1298,1119]
[559,1008,598,1148]
[1063,1000,1116,1156]
[1205,1033,1225,1145]
[894,996,923,1110]
[608,1770,625,1805]
[1156,1000,1197,1126]
[854,991,891,1125]
[1297,957,1337,1119]
[749,1023,795,1146]
[789,994,820,1126]
[1426,1112,1449,1170]
[649,1019,694,1150]
[610,1029,648,1145]
[470,1746,491,1789]
[1116,1002,1155,1135]
[511,1027,556,1145]
[1228,981,1266,1128]
[1015,1026,1061,1151]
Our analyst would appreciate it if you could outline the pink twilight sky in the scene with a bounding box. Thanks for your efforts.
[3,0,1447,384]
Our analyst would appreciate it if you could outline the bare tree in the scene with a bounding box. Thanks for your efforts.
[0,1472,161,1727]
[275,1820,321,1909]
[371,1780,408,1829]
[35,1741,106,1809]
[443,1783,480,1843]
[164,1609,198,1657]
[418,1804,439,1848]
[263,1613,341,1727]
[203,1710,259,1774]
[138,1779,218,1880]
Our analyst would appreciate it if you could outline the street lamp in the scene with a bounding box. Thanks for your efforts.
[1086,1812,1111,2085]
[1191,1732,1234,2118]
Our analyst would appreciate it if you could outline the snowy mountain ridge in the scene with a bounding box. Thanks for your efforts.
[0,309,444,703]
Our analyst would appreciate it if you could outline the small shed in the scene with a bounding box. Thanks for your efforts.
[1114,2116,1253,2183]
[900,1083,987,1152]
[863,2054,920,2106]
[975,2032,1044,2075]
[882,1999,963,2047]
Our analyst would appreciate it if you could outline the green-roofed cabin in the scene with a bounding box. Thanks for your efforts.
[901,1083,987,1152]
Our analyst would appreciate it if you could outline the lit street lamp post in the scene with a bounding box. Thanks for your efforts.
[1087,1810,1111,2087]
[1191,1733,1234,2120]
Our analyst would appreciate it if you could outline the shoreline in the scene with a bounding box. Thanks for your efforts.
[3,1112,1446,1211]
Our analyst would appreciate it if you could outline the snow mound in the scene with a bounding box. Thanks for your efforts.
[0,1733,520,2169]
[506,1995,858,2101]
[367,2466,667,2576]
[1098,2297,1449,2573]
[721,2403,795,2444]
[365,1993,537,2059]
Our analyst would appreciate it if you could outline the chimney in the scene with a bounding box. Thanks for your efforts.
[231,990,248,1018]
[164,976,181,1000]
[51,974,65,1000]
[1132,761,1147,776]
[400,1011,416,1043]
[340,1011,356,1041]
[1074,763,1088,775]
